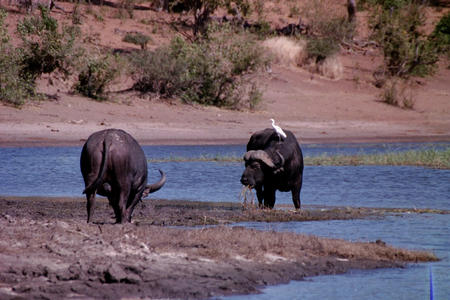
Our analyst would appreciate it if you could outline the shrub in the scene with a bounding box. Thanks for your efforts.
[247,82,263,110]
[0,50,32,106]
[306,37,341,63]
[317,55,344,80]
[130,24,268,108]
[358,0,420,10]
[167,0,251,36]
[123,32,152,49]
[370,2,439,78]
[430,12,450,56]
[245,20,273,39]
[376,0,410,9]
[0,10,32,106]
[262,37,307,67]
[301,0,354,62]
[117,0,135,19]
[288,5,300,18]
[17,7,82,83]
[74,55,120,101]
[71,3,83,25]
[381,78,415,109]
[129,43,190,98]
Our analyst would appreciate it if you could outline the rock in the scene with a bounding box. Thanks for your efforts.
[103,263,141,284]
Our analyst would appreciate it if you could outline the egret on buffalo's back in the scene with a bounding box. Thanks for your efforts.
[270,118,287,141]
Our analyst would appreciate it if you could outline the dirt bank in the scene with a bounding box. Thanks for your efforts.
[1,61,449,147]
[0,2,449,147]
[0,196,439,300]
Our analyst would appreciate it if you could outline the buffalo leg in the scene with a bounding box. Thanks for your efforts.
[86,193,96,223]
[291,186,301,209]
[256,187,264,208]
[263,188,276,209]
[125,190,143,222]
[108,192,126,223]
[117,188,131,223]
[107,194,121,223]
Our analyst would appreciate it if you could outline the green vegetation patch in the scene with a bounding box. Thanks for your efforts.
[17,7,82,82]
[0,10,31,106]
[301,0,355,62]
[129,24,268,109]
[1,7,82,106]
[307,148,450,169]
[123,32,151,50]
[431,12,450,57]
[149,148,450,169]
[370,2,439,78]
[74,55,120,101]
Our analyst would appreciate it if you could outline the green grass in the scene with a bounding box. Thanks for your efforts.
[148,148,450,169]
[307,148,450,169]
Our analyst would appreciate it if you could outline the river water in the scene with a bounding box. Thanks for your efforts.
[0,142,449,299]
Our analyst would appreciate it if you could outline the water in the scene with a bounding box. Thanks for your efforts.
[227,214,449,300]
[0,143,449,209]
[0,142,449,299]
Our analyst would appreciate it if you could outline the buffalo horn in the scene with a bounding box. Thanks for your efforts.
[143,169,166,198]
[244,150,276,168]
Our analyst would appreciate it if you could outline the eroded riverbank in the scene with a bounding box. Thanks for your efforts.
[0,196,440,299]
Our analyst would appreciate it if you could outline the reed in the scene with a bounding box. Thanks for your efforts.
[148,148,450,169]
[306,148,450,169]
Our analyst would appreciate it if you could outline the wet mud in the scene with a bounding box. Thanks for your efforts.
[0,196,439,299]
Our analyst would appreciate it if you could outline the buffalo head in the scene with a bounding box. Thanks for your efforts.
[240,150,284,188]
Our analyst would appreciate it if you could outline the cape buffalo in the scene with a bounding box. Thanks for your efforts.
[80,129,166,223]
[240,128,304,209]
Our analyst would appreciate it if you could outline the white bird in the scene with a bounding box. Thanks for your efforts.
[270,118,287,141]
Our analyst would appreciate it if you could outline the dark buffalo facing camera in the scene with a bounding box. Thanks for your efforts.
[240,128,304,209]
[80,129,166,223]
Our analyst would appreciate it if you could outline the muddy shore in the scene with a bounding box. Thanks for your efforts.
[0,196,440,300]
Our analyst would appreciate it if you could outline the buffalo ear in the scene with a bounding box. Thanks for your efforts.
[275,151,285,166]
[271,151,285,174]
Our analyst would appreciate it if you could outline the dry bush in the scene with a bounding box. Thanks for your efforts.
[262,36,344,79]
[381,78,415,109]
[317,55,344,80]
[300,53,345,80]
[262,36,307,67]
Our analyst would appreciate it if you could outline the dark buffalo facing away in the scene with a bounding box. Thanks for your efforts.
[240,128,304,209]
[80,129,166,223]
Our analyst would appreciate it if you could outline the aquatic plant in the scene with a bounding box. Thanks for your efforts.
[239,185,256,209]
[306,148,450,169]
[148,148,450,169]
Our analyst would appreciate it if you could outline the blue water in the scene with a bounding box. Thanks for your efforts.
[0,143,449,209]
[0,142,449,299]
[227,214,449,300]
